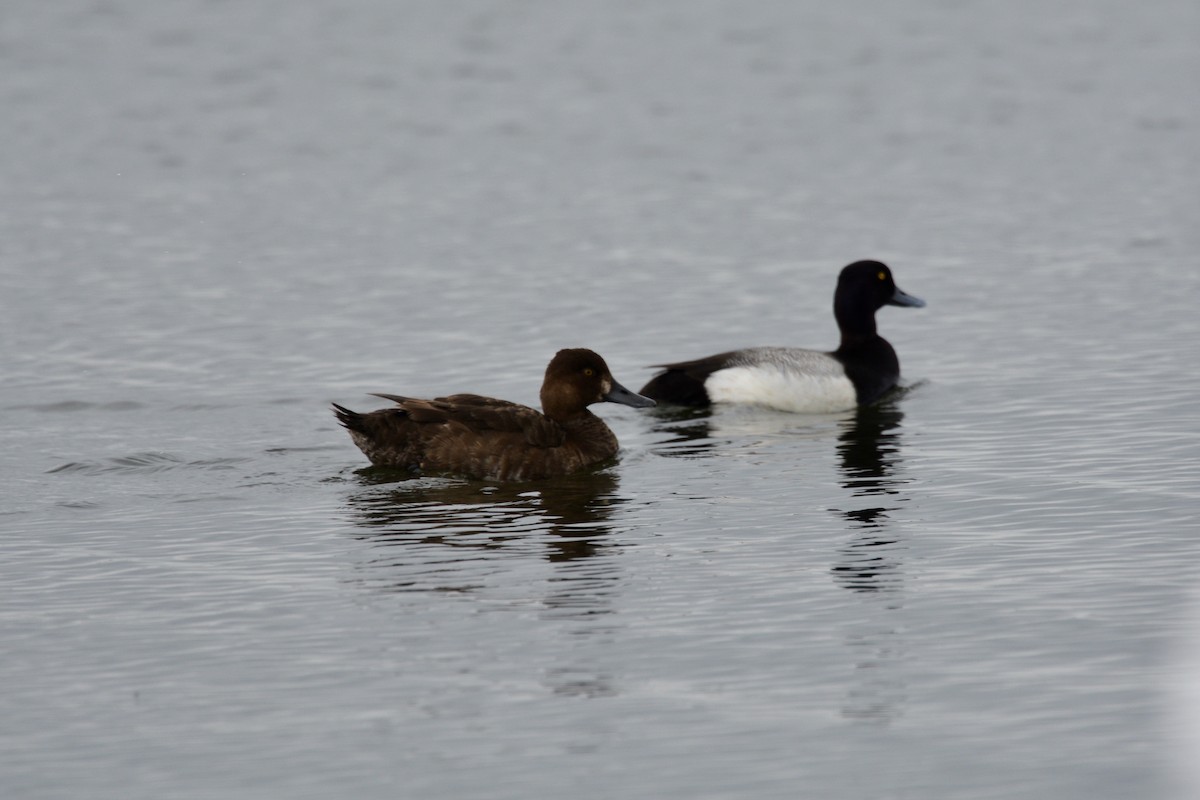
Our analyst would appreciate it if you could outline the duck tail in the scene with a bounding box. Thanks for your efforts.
[331,403,366,433]
[639,369,712,407]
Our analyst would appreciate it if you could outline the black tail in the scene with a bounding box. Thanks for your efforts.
[331,403,366,433]
[639,370,712,407]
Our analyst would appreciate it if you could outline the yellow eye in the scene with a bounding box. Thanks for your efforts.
[878,271,887,281]
[583,368,595,377]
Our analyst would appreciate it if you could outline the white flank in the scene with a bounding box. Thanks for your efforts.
[704,349,857,413]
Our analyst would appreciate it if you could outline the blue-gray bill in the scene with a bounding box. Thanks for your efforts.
[888,286,926,308]
[605,381,656,408]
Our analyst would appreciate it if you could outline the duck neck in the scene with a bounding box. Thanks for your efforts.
[555,408,600,430]
[834,298,878,348]
[541,391,586,423]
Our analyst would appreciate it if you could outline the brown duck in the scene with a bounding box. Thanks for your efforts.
[332,348,654,481]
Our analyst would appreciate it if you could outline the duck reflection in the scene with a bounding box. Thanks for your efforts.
[831,402,908,594]
[840,625,909,724]
[643,406,719,458]
[342,468,625,698]
[832,400,912,725]
[344,468,624,584]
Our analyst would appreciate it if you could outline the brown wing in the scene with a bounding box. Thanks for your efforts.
[369,393,565,448]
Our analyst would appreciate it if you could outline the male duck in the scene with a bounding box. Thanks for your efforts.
[639,260,925,412]
[333,348,655,481]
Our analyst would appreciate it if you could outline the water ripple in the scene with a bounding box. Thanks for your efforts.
[47,452,251,474]
[10,400,144,412]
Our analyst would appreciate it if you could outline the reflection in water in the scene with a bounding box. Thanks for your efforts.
[643,406,718,458]
[343,468,624,586]
[832,400,911,725]
[341,468,625,697]
[840,628,908,723]
[831,402,908,594]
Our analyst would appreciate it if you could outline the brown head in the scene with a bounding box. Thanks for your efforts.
[539,348,655,421]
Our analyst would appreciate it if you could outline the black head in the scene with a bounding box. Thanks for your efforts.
[540,348,655,420]
[833,261,925,337]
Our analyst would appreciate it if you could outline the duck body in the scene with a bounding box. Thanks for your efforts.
[333,348,654,481]
[662,347,860,413]
[640,261,924,412]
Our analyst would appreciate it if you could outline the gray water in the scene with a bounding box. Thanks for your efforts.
[3,1,1199,798]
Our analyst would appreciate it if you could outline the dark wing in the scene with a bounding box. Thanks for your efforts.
[370,393,565,448]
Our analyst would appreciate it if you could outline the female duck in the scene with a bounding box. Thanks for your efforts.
[639,260,925,413]
[333,348,655,481]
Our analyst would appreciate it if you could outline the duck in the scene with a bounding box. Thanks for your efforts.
[333,348,655,481]
[639,260,925,412]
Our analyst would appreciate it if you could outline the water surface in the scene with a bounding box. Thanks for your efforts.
[2,1,1199,798]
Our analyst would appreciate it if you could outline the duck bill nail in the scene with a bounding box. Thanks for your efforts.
[889,287,926,308]
[605,381,657,408]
